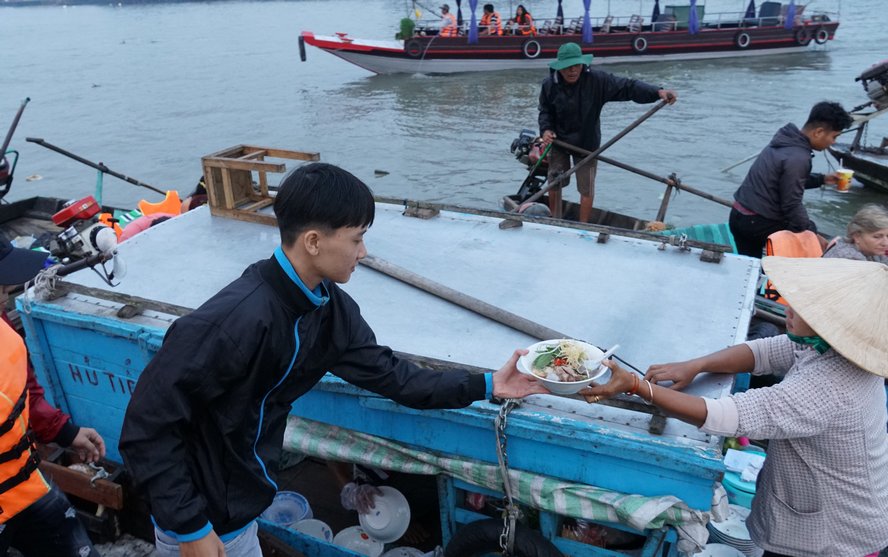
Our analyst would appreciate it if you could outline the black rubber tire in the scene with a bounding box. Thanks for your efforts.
[444,519,564,557]
[632,36,648,54]
[813,27,830,44]
[795,28,811,46]
[405,39,425,58]
[522,39,542,59]
[735,31,751,49]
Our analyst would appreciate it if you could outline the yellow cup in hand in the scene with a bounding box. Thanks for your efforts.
[836,168,854,192]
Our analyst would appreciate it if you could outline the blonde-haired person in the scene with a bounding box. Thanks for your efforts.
[822,203,888,263]
[583,257,888,557]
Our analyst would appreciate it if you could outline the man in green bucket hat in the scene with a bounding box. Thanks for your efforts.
[538,42,677,222]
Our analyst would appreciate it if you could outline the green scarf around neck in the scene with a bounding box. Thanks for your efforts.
[787,332,831,354]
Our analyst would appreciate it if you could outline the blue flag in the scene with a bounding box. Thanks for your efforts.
[688,0,700,34]
[456,0,463,26]
[651,0,660,22]
[582,0,593,43]
[744,0,756,19]
[784,0,796,29]
[556,0,564,25]
[468,0,478,43]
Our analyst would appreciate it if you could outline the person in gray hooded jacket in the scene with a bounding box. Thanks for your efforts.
[729,101,852,258]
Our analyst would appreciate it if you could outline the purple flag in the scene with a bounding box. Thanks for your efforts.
[582,0,593,43]
[468,0,478,43]
[784,0,796,29]
[652,0,660,22]
[688,0,700,34]
[744,0,756,19]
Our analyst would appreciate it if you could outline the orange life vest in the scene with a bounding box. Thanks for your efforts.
[515,13,536,35]
[480,11,502,35]
[0,321,50,524]
[440,12,458,37]
[762,230,823,305]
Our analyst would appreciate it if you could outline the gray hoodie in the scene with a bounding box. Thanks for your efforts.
[733,123,825,232]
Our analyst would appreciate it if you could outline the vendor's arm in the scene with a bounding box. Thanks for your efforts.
[779,156,817,232]
[538,83,555,143]
[330,302,546,407]
[644,343,756,390]
[598,70,664,104]
[119,317,247,541]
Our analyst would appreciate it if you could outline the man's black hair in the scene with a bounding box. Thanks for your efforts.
[273,162,375,247]
[804,101,853,132]
[483,3,494,12]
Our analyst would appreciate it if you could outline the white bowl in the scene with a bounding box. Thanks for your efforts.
[358,486,411,543]
[260,491,312,527]
[517,339,608,395]
[292,518,333,543]
[333,526,384,557]
[694,543,746,557]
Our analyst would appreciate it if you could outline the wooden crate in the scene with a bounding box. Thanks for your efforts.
[202,145,319,226]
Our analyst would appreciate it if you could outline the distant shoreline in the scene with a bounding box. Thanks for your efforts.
[2,0,225,6]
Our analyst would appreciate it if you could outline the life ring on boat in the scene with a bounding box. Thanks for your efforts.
[734,31,751,49]
[813,27,830,44]
[794,28,811,46]
[404,39,425,58]
[632,36,648,54]
[443,519,564,557]
[522,39,542,59]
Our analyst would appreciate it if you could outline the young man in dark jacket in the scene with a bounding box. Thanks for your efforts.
[538,42,677,222]
[119,163,547,557]
[729,101,853,258]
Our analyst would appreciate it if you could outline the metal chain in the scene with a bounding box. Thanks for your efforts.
[494,399,521,556]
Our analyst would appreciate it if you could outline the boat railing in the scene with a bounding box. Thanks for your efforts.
[413,9,836,37]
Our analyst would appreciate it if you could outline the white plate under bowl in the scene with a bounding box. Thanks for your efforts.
[333,526,384,557]
[517,339,608,395]
[358,486,411,543]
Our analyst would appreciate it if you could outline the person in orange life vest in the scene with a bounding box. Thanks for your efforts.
[509,4,535,35]
[479,4,502,36]
[439,4,458,37]
[0,237,106,557]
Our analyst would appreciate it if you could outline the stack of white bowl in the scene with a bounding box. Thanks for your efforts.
[706,504,764,557]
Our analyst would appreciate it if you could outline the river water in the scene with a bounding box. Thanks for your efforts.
[3,0,886,236]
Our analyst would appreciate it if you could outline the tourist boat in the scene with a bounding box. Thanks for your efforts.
[18,143,761,556]
[828,59,888,193]
[299,1,839,75]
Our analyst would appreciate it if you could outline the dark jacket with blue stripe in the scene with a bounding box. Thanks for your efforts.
[119,252,486,538]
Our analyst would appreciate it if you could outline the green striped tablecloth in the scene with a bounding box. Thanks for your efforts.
[284,416,719,553]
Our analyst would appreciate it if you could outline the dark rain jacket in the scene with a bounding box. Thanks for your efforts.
[733,123,825,232]
[119,252,486,538]
[538,67,661,151]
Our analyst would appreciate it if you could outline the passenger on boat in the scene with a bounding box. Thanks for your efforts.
[822,203,888,263]
[439,4,458,37]
[728,101,853,258]
[119,163,547,557]
[538,42,677,222]
[0,237,106,557]
[583,256,888,557]
[479,3,503,36]
[508,4,535,35]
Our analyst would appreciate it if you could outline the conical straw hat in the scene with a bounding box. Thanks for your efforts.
[762,257,888,378]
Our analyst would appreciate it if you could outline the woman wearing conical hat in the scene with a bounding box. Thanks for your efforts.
[584,257,888,557]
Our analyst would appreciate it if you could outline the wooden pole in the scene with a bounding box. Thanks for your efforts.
[553,139,733,209]
[360,254,567,340]
[518,100,668,208]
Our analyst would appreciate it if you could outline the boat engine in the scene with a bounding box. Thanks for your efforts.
[510,128,538,163]
[856,59,888,110]
[51,195,118,261]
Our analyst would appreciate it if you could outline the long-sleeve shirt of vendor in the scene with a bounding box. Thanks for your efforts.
[537,68,661,151]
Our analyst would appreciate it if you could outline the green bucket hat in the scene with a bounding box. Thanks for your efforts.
[549,42,593,70]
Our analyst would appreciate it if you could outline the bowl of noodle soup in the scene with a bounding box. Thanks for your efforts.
[517,339,608,395]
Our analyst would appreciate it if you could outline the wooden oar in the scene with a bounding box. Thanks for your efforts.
[26,137,165,195]
[518,100,668,208]
[553,139,733,209]
[360,254,566,341]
